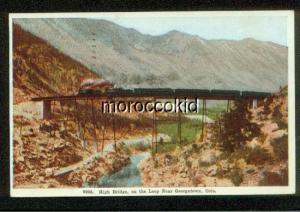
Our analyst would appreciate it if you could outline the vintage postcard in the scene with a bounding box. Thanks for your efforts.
[10,11,295,197]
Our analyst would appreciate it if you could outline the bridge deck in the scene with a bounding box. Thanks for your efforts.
[31,89,271,102]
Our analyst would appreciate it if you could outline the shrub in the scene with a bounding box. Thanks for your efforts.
[230,148,248,162]
[272,105,283,122]
[198,160,210,167]
[153,159,159,168]
[246,146,271,165]
[271,135,288,161]
[192,143,201,153]
[258,133,268,143]
[263,98,273,116]
[215,100,261,153]
[218,151,231,161]
[164,154,177,166]
[119,144,131,156]
[129,142,149,152]
[259,168,288,186]
[185,160,192,168]
[216,166,227,178]
[272,105,287,130]
[229,167,244,186]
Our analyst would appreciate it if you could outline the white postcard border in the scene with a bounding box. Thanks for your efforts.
[9,11,296,197]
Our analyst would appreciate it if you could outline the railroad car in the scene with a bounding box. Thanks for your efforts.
[107,88,134,97]
[174,89,210,96]
[133,88,174,96]
[241,91,272,98]
[211,89,241,97]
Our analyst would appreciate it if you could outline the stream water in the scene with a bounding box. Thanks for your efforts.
[84,133,177,187]
[86,137,152,188]
[96,152,150,187]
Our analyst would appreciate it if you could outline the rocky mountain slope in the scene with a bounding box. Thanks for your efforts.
[13,24,99,103]
[14,18,288,92]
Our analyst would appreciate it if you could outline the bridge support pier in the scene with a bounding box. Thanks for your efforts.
[227,100,232,113]
[101,103,106,153]
[252,99,258,109]
[177,107,182,146]
[201,99,207,143]
[91,100,99,152]
[74,100,85,148]
[42,100,52,119]
[152,98,157,155]
[113,112,117,152]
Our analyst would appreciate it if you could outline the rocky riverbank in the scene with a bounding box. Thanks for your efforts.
[13,114,131,188]
[56,147,131,187]
[13,101,147,188]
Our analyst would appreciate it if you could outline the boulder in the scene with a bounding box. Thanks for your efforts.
[219,160,230,172]
[16,156,25,162]
[38,176,45,183]
[45,168,54,177]
[164,154,177,166]
[245,167,256,174]
[81,174,88,182]
[207,165,218,177]
[199,151,217,166]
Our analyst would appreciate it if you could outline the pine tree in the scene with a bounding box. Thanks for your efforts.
[218,100,260,153]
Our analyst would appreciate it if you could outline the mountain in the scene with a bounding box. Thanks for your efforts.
[14,18,288,92]
[13,24,98,103]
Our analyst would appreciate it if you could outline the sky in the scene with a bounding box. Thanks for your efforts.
[96,15,287,46]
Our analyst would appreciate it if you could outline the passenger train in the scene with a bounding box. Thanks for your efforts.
[78,79,272,98]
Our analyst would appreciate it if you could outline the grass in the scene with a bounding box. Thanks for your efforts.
[184,102,227,119]
[152,142,178,154]
[206,105,228,120]
[157,120,201,144]
[159,104,227,141]
[154,104,227,153]
[146,101,228,154]
[128,142,150,152]
[151,119,188,153]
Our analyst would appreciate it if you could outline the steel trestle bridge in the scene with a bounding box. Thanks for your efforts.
[31,88,271,157]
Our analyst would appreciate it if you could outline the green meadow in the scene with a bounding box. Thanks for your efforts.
[155,103,227,153]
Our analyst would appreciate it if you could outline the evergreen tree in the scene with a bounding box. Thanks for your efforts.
[218,100,260,153]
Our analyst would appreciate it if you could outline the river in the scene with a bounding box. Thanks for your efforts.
[96,152,150,187]
[86,137,153,188]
